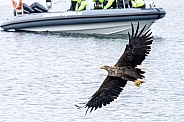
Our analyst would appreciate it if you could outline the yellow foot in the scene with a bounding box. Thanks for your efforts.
[134,78,145,87]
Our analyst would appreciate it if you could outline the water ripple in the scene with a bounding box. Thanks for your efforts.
[1,1,184,121]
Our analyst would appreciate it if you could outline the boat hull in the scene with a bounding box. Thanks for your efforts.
[0,8,166,35]
[19,20,154,35]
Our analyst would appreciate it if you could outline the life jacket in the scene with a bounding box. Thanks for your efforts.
[103,0,116,9]
[75,0,87,11]
[131,0,145,8]
[12,0,22,11]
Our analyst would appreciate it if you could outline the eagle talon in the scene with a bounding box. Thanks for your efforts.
[134,79,145,87]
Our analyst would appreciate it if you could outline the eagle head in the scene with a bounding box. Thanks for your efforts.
[100,65,111,71]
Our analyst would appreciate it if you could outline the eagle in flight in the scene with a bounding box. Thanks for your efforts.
[81,22,153,114]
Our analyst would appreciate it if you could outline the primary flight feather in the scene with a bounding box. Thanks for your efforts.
[83,22,153,114]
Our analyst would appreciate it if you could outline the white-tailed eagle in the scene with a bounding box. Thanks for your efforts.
[79,22,153,114]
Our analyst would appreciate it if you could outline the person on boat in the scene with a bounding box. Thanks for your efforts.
[75,0,104,10]
[92,0,116,9]
[93,0,104,9]
[95,0,131,9]
[75,0,104,11]
[130,0,145,8]
[103,0,116,9]
[75,0,117,11]
[12,0,22,13]
[12,0,36,15]
[69,0,79,11]
[75,0,87,11]
[116,0,130,8]
[125,0,131,8]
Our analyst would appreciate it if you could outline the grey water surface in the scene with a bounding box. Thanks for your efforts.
[0,0,184,122]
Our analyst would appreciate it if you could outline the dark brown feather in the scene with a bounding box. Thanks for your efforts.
[115,22,153,67]
[85,76,127,114]
[83,22,153,114]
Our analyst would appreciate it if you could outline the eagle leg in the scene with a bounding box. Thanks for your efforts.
[133,78,145,87]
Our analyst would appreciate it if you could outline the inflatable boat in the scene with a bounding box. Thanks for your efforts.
[0,0,166,35]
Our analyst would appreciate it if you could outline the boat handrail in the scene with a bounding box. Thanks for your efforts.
[46,0,53,11]
[149,2,156,8]
[54,0,70,4]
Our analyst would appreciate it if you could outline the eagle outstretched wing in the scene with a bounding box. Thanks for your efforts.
[115,22,153,67]
[82,22,153,114]
[85,76,127,114]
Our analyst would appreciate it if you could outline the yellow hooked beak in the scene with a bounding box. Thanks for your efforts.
[100,66,104,69]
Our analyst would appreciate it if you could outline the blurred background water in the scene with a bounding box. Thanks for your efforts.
[0,0,184,122]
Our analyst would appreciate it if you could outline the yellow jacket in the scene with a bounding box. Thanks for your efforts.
[131,0,145,8]
[75,0,87,11]
[104,0,115,9]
